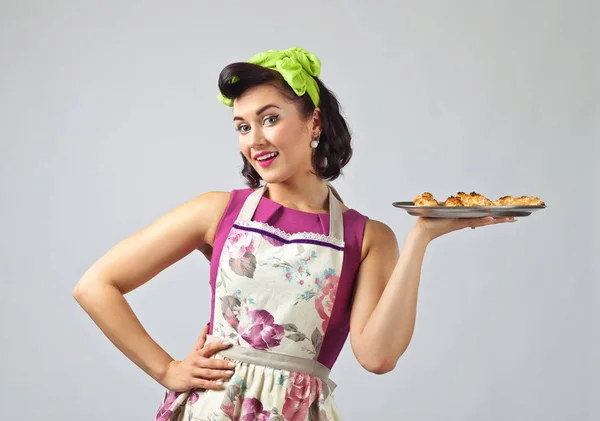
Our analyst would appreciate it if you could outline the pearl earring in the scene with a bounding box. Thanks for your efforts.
[311,132,320,149]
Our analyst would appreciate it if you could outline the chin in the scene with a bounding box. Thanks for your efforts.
[258,172,289,185]
[255,165,297,185]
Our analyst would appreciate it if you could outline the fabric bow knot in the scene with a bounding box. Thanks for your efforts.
[218,47,322,107]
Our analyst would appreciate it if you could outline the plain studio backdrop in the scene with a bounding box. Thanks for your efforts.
[1,1,597,420]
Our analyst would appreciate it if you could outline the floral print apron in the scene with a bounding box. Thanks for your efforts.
[154,185,346,421]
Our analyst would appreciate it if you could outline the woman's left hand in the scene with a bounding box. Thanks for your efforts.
[414,215,516,243]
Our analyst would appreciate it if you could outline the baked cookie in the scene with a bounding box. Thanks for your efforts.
[442,195,464,207]
[456,191,494,207]
[516,196,545,206]
[494,195,515,206]
[494,195,545,206]
[413,192,439,206]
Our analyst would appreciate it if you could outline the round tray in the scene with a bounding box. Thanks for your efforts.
[392,202,547,218]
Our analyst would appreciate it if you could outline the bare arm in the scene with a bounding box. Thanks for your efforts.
[349,215,514,374]
[72,191,231,387]
[349,220,421,374]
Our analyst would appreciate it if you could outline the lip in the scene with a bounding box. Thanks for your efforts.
[253,151,278,159]
[254,151,279,168]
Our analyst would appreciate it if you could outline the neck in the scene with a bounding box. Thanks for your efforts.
[264,175,330,213]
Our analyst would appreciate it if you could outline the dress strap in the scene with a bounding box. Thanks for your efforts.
[327,186,344,242]
[236,186,266,222]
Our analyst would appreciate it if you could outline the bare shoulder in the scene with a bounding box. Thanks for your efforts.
[182,191,232,246]
[191,190,232,211]
[199,191,232,243]
[187,190,231,208]
[360,218,399,261]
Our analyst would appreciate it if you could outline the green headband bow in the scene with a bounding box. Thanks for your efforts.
[218,47,322,107]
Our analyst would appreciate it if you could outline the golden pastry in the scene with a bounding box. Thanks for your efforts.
[493,195,515,206]
[517,196,545,206]
[442,196,464,207]
[413,192,439,206]
[494,195,545,206]
[456,191,494,207]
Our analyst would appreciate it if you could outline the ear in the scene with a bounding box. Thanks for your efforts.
[310,107,322,134]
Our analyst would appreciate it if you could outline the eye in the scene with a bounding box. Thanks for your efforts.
[236,124,250,134]
[263,115,279,126]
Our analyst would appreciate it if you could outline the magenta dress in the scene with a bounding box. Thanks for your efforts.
[155,187,368,420]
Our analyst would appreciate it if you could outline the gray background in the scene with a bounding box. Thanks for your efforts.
[1,0,597,419]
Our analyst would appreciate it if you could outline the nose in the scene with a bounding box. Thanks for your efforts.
[246,127,267,149]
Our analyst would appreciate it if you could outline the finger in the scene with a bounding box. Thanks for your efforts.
[198,339,233,357]
[193,378,227,391]
[195,323,211,350]
[192,367,235,380]
[465,216,493,229]
[486,216,515,225]
[197,358,238,370]
[470,216,515,228]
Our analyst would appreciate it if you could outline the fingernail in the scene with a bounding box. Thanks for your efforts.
[225,370,234,376]
[221,341,232,346]
[228,362,236,368]
[216,380,224,385]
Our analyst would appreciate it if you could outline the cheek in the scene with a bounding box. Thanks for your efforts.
[267,124,292,149]
[239,136,251,158]
[269,124,308,153]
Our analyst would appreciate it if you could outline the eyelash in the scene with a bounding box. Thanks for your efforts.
[236,115,279,134]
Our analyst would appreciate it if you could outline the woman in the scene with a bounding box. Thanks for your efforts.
[73,47,514,420]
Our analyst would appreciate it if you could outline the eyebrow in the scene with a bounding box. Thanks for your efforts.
[233,104,281,121]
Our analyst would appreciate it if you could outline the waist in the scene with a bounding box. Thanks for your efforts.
[206,335,337,391]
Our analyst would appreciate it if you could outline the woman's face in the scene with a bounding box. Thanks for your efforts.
[232,84,320,185]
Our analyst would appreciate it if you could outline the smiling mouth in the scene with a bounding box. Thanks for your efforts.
[255,152,279,162]
[255,152,279,167]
